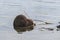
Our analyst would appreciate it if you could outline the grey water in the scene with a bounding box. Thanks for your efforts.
[0,0,60,40]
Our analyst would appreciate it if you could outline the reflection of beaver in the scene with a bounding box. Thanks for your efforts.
[13,15,35,33]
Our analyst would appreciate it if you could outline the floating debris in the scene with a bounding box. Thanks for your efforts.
[56,28,60,31]
[56,25,60,31]
[45,22,53,24]
[39,27,54,31]
[56,25,60,28]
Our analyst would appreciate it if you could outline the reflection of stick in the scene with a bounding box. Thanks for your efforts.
[23,10,31,18]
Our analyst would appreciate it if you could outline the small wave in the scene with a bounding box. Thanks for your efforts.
[39,1,56,3]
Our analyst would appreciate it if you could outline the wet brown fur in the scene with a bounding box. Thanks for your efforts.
[13,15,35,32]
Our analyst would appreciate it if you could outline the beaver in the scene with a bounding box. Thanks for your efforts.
[13,15,35,32]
